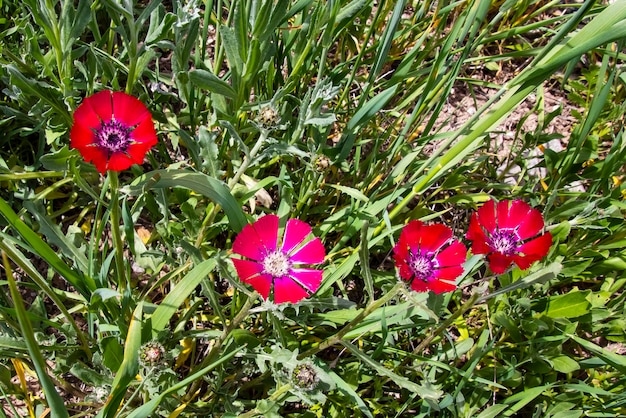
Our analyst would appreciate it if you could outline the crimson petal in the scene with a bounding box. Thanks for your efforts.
[427,279,457,294]
[435,241,467,267]
[273,276,309,304]
[477,200,497,233]
[282,218,312,254]
[502,200,531,230]
[111,91,151,127]
[290,268,323,293]
[85,90,114,123]
[231,258,264,281]
[434,265,464,281]
[418,223,452,253]
[108,152,135,172]
[487,253,514,274]
[410,279,430,293]
[518,233,552,257]
[232,223,266,261]
[516,208,545,240]
[253,214,279,252]
[401,221,424,253]
[245,274,273,300]
[289,237,325,264]
[467,215,490,254]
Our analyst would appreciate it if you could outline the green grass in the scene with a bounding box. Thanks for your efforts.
[1,0,626,416]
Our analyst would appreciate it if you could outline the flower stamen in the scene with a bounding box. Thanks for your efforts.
[409,252,434,281]
[96,120,132,154]
[262,250,291,278]
[488,229,518,255]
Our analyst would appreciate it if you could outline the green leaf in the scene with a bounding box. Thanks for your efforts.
[569,334,626,374]
[548,355,580,373]
[0,197,95,298]
[475,405,510,418]
[150,258,217,335]
[341,340,442,401]
[4,252,69,418]
[101,302,144,418]
[189,69,237,99]
[544,290,591,319]
[124,170,247,232]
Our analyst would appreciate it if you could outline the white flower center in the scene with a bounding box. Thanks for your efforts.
[262,250,291,277]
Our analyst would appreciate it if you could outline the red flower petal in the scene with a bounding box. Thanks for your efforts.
[399,220,423,253]
[79,146,109,173]
[394,254,413,281]
[111,91,151,127]
[130,118,158,145]
[273,276,309,303]
[126,143,151,165]
[487,253,514,274]
[289,237,325,264]
[503,200,531,230]
[418,223,452,253]
[107,152,135,172]
[70,123,96,148]
[518,233,552,258]
[434,265,464,281]
[516,207,545,240]
[410,279,430,293]
[466,214,490,254]
[253,214,279,252]
[435,240,467,267]
[231,258,264,281]
[496,200,512,229]
[477,200,497,232]
[290,268,323,293]
[245,274,273,300]
[427,279,457,294]
[77,91,113,127]
[232,223,266,261]
[282,218,312,254]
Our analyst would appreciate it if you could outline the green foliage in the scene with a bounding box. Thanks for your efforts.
[1,0,626,417]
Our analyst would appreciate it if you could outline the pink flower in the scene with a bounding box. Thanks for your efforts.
[466,199,552,274]
[231,215,326,304]
[393,220,467,294]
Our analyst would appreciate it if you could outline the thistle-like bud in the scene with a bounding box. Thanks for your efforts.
[291,362,319,391]
[138,341,165,367]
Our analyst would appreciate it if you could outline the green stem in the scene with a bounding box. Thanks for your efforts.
[298,282,404,359]
[194,129,269,248]
[237,383,293,418]
[408,292,480,359]
[108,171,127,292]
[186,293,259,397]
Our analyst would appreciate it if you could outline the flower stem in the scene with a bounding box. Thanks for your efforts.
[194,129,269,248]
[237,383,293,418]
[108,171,127,293]
[185,292,259,397]
[298,282,404,359]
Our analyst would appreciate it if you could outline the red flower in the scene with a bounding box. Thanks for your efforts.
[393,221,467,294]
[466,199,552,274]
[231,215,326,304]
[70,91,157,173]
